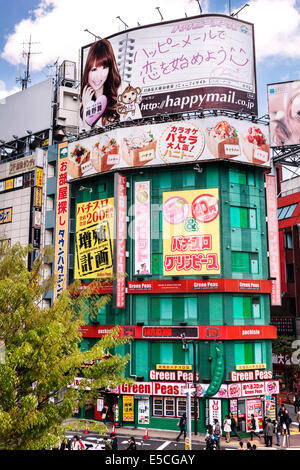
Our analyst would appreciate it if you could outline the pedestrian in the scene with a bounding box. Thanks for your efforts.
[252,444,257,450]
[127,436,137,451]
[229,412,241,440]
[238,441,244,450]
[265,418,274,447]
[223,415,232,443]
[213,418,221,450]
[110,432,118,450]
[101,403,109,425]
[297,409,300,432]
[249,414,261,441]
[104,437,112,450]
[262,416,268,446]
[294,393,300,413]
[205,424,216,451]
[176,412,187,442]
[278,405,288,428]
[70,435,82,450]
[246,441,252,450]
[274,419,281,446]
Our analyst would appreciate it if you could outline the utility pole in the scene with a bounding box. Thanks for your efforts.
[16,35,41,90]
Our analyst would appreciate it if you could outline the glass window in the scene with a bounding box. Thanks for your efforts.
[164,398,175,417]
[153,397,163,416]
[177,398,187,417]
[252,297,261,318]
[278,204,297,220]
[285,204,297,218]
[232,252,250,273]
[284,232,293,249]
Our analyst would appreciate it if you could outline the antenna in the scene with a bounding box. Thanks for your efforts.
[16,35,41,90]
[116,16,128,29]
[156,7,164,21]
[195,0,202,14]
[84,29,101,41]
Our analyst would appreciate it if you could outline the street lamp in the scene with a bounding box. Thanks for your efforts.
[181,334,198,435]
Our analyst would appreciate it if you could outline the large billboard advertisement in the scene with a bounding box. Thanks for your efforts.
[79,14,257,132]
[268,80,300,147]
[162,188,220,276]
[67,117,269,181]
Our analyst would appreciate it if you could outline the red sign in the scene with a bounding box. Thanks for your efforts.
[113,174,127,309]
[266,174,281,305]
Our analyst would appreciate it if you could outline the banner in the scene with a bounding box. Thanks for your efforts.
[123,395,134,422]
[54,143,69,300]
[80,14,257,132]
[162,188,220,276]
[138,398,150,425]
[113,174,127,308]
[208,399,222,426]
[134,181,151,275]
[246,399,263,432]
[75,198,114,279]
[67,117,269,182]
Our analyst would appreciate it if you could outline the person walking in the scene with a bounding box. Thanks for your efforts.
[70,435,82,450]
[101,403,109,425]
[249,414,261,441]
[176,412,187,442]
[265,418,274,447]
[213,418,221,450]
[262,416,268,446]
[110,432,118,450]
[223,415,232,443]
[127,436,137,451]
[229,412,241,440]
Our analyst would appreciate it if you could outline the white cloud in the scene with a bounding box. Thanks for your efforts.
[239,0,300,61]
[1,0,205,72]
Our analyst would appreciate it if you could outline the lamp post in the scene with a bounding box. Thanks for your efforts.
[181,334,198,436]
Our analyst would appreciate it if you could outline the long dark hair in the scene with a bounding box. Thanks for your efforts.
[81,39,121,126]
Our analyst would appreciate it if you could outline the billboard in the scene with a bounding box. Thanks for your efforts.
[79,14,257,131]
[134,181,151,275]
[0,79,53,143]
[75,198,114,279]
[268,80,300,147]
[162,188,220,276]
[67,117,269,181]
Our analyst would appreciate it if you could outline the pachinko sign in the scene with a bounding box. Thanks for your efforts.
[79,14,257,132]
[162,188,220,276]
[75,198,114,279]
[134,181,151,275]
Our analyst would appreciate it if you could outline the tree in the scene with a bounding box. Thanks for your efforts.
[272,335,299,401]
[0,242,130,450]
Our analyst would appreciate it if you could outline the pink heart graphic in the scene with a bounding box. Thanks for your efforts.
[85,95,107,127]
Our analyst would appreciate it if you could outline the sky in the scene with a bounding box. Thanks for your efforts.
[1,0,300,119]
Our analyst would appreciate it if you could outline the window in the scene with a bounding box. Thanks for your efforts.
[284,231,293,249]
[164,398,176,417]
[153,397,200,418]
[277,203,297,220]
[233,296,261,319]
[234,342,263,365]
[177,398,186,417]
[230,207,257,229]
[232,252,259,274]
[153,397,163,416]
[229,168,255,186]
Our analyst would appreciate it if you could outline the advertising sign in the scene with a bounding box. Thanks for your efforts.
[35,167,43,188]
[9,155,36,175]
[113,174,127,308]
[123,395,134,422]
[80,14,257,133]
[54,143,69,300]
[75,197,114,279]
[208,399,222,426]
[67,117,269,181]
[265,175,281,306]
[134,181,151,275]
[268,80,300,147]
[0,207,12,224]
[162,188,220,276]
[138,398,150,425]
[246,399,263,432]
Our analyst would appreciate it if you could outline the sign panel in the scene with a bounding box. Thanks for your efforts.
[113,174,127,308]
[67,117,269,181]
[162,188,220,276]
[35,167,43,188]
[246,398,263,432]
[266,175,281,306]
[0,207,12,224]
[80,14,257,133]
[75,198,114,279]
[268,80,300,147]
[53,143,69,300]
[123,395,134,422]
[9,155,36,175]
[134,181,151,275]
[208,399,222,426]
[138,398,150,425]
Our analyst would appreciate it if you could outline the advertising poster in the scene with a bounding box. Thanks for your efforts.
[246,398,263,432]
[79,14,257,132]
[208,399,222,426]
[67,117,269,182]
[162,188,220,276]
[134,181,151,275]
[268,80,300,147]
[53,143,69,300]
[0,207,12,225]
[75,198,114,279]
[113,174,127,309]
[138,398,150,425]
[123,395,134,422]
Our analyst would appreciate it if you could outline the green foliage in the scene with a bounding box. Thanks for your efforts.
[0,242,131,450]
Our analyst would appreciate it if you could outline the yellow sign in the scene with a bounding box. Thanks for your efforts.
[75,198,114,279]
[5,179,14,191]
[162,189,220,276]
[0,207,12,224]
[35,167,43,188]
[236,364,266,371]
[156,364,192,371]
[123,395,134,422]
[185,437,191,450]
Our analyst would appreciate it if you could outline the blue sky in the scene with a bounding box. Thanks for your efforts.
[1,0,300,118]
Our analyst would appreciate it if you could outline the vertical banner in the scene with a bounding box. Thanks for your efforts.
[113,173,127,309]
[208,399,222,426]
[75,198,114,279]
[134,181,151,275]
[54,143,69,300]
[123,395,134,422]
[246,398,263,432]
[162,189,220,276]
[265,175,281,306]
[138,398,150,425]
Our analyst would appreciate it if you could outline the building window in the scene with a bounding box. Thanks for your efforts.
[153,397,199,418]
[277,204,297,220]
[284,232,293,249]
[232,252,259,274]
[229,168,255,186]
[230,207,257,229]
[233,296,261,319]
[164,398,176,417]
[153,397,163,416]
[234,342,263,365]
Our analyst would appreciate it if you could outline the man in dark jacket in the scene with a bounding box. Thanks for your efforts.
[110,433,118,450]
[229,412,241,440]
[265,418,274,447]
[176,413,187,442]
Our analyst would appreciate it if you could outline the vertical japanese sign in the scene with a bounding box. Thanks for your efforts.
[54,143,69,300]
[75,198,114,279]
[113,173,127,309]
[246,398,263,432]
[134,181,151,275]
[208,399,222,426]
[162,189,220,276]
[138,398,150,425]
[265,174,281,306]
[123,395,134,422]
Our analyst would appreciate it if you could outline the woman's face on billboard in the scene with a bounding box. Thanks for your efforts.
[88,62,109,94]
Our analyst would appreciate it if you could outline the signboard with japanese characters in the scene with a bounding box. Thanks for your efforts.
[134,181,151,275]
[67,117,269,182]
[113,174,127,308]
[0,207,12,225]
[80,14,257,133]
[75,198,114,279]
[123,395,134,422]
[162,188,220,276]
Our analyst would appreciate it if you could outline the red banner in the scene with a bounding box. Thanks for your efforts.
[266,174,281,305]
[113,174,127,309]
